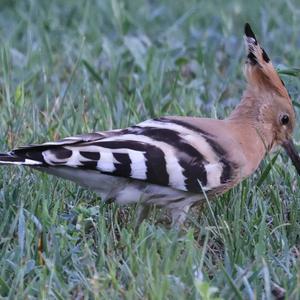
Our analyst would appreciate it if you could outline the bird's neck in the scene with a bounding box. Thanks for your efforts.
[227,92,260,123]
[227,92,275,152]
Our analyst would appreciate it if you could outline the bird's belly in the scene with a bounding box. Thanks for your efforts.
[33,166,203,209]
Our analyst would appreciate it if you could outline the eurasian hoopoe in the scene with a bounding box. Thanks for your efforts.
[0,24,299,226]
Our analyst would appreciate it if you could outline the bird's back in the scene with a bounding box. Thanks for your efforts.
[1,116,245,201]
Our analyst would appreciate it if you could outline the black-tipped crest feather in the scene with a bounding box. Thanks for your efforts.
[244,23,257,43]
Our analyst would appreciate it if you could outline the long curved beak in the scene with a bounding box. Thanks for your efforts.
[282,139,300,175]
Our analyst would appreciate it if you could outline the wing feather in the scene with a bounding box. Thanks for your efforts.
[9,118,237,194]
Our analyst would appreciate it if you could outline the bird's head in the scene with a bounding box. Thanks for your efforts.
[232,23,300,174]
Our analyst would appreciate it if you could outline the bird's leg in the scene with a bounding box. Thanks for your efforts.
[134,204,151,230]
[170,205,191,229]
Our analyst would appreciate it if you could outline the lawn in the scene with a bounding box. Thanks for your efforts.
[0,0,300,299]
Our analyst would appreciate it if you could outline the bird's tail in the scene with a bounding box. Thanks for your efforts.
[0,152,42,166]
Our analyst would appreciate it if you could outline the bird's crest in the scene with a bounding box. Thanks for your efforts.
[244,23,290,100]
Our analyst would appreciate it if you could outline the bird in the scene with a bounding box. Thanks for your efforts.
[0,23,299,227]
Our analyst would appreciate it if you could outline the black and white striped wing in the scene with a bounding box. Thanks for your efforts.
[10,118,236,194]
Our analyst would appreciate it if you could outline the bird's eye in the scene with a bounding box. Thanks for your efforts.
[281,114,289,125]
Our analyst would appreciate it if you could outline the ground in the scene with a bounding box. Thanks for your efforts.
[0,0,300,299]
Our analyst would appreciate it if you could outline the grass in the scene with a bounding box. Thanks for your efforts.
[0,0,300,299]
